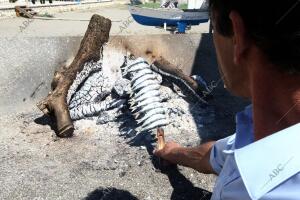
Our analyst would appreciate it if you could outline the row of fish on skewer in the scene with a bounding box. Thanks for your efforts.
[122,57,168,133]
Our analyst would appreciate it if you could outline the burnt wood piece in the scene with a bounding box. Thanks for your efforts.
[37,14,111,137]
[15,6,34,18]
[150,56,208,104]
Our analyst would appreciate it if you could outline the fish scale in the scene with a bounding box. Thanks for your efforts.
[131,74,157,88]
[132,90,161,104]
[136,107,166,124]
[126,58,149,73]
[133,84,161,98]
[131,68,154,82]
[132,80,159,91]
[142,119,168,132]
[131,97,161,111]
[141,114,166,129]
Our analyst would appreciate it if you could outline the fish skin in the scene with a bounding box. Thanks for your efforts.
[141,119,168,132]
[131,90,160,104]
[131,74,157,88]
[127,60,149,73]
[136,107,166,124]
[130,96,161,110]
[131,102,161,114]
[131,69,154,83]
[131,97,161,111]
[127,57,146,68]
[123,58,148,75]
[132,80,159,91]
[134,90,161,103]
[135,84,160,98]
[141,113,166,128]
[138,102,164,113]
[132,79,158,90]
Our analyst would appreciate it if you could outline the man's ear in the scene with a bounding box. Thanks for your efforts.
[229,11,250,65]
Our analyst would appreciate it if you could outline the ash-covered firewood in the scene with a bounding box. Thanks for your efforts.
[150,56,208,104]
[37,14,111,137]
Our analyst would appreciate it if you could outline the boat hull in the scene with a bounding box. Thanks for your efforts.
[129,6,209,26]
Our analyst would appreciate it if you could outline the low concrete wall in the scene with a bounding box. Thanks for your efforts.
[0,36,81,114]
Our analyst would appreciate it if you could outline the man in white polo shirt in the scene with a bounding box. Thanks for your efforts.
[154,0,300,199]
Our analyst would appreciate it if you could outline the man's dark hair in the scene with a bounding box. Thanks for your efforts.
[209,0,300,73]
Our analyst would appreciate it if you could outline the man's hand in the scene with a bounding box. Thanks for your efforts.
[153,141,183,165]
[154,141,216,174]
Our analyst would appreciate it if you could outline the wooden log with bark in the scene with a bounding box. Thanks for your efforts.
[37,14,111,137]
[149,56,208,103]
[152,56,206,94]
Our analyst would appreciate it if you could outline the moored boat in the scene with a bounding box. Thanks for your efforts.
[128,5,209,27]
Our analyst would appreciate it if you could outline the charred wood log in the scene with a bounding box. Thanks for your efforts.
[150,56,208,104]
[37,14,111,137]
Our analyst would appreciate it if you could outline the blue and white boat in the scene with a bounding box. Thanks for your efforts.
[128,0,209,32]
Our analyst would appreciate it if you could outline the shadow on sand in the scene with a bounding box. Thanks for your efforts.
[84,187,138,200]
[34,114,60,135]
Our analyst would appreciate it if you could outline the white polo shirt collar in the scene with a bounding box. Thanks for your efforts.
[233,106,300,200]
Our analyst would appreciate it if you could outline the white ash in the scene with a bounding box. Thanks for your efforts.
[159,84,181,102]
[67,47,127,121]
[96,107,125,125]
[101,47,126,83]
[69,70,111,109]
[70,99,126,120]
[112,78,131,98]
[67,60,103,104]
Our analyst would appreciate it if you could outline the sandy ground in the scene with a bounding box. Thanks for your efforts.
[0,3,249,200]
[0,105,217,200]
[0,3,210,37]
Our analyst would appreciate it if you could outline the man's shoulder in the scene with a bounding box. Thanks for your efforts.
[234,123,300,200]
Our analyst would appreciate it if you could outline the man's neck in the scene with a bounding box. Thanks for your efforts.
[249,53,300,140]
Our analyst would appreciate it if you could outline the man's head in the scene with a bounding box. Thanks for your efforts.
[209,0,300,97]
